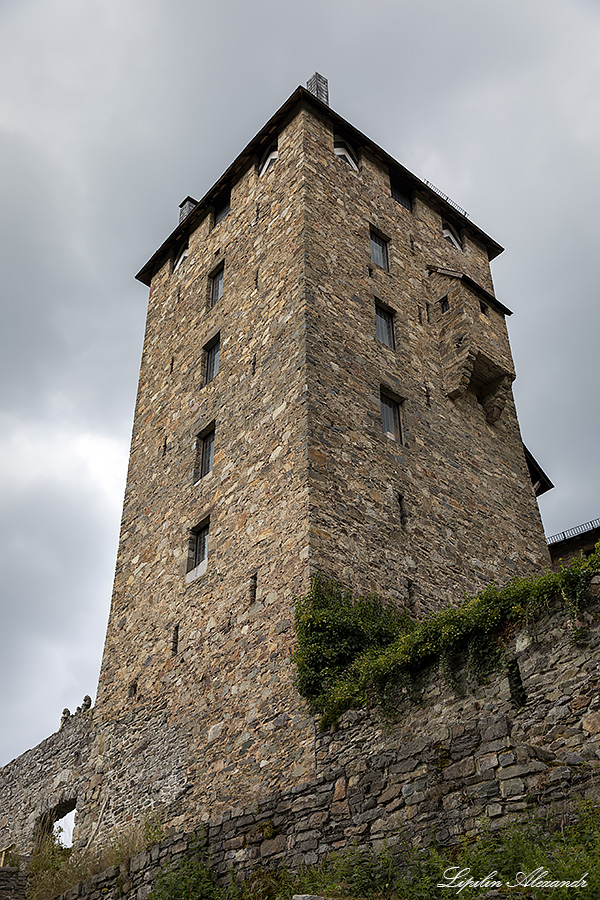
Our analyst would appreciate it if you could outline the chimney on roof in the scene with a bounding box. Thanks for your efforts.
[307,72,329,107]
[179,196,198,224]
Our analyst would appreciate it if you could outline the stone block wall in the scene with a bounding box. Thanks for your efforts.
[6,589,598,900]
[0,709,93,855]
[300,106,549,614]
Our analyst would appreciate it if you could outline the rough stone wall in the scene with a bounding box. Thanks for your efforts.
[24,589,600,900]
[90,109,318,842]
[301,108,549,612]
[0,709,93,854]
[0,869,28,900]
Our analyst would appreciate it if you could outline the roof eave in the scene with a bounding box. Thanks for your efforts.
[136,86,504,287]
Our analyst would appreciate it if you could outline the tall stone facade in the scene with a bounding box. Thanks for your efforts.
[0,82,551,856]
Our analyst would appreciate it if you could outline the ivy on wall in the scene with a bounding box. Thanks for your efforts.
[293,544,600,728]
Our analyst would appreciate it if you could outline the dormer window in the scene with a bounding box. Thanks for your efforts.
[259,145,278,176]
[442,221,462,251]
[173,241,189,272]
[333,136,359,172]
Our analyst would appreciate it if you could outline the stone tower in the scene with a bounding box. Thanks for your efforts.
[88,78,550,841]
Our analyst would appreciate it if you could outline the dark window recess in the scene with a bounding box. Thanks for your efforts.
[480,301,489,316]
[205,336,220,384]
[210,263,224,307]
[193,523,209,568]
[380,391,403,442]
[370,229,389,271]
[171,624,179,656]
[214,193,230,226]
[440,296,450,314]
[375,303,395,349]
[391,182,412,211]
[198,428,215,478]
[397,492,408,526]
[128,681,138,699]
[507,659,527,709]
[248,573,258,604]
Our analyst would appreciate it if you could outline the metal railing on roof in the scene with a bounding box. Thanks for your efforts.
[424,180,469,219]
[547,518,600,545]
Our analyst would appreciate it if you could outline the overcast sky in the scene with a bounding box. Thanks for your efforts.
[1,0,598,767]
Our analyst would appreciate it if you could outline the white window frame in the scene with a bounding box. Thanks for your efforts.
[442,222,462,251]
[259,145,278,176]
[334,137,359,172]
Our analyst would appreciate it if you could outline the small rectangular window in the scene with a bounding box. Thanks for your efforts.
[391,182,412,212]
[199,428,215,478]
[440,296,450,314]
[375,303,395,349]
[193,522,209,568]
[370,229,389,271]
[205,335,220,384]
[210,263,224,307]
[214,193,230,226]
[380,391,403,443]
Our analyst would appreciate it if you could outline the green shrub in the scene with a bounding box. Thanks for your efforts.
[293,544,600,728]
[150,838,220,900]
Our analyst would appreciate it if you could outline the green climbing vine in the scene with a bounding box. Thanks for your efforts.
[293,543,600,728]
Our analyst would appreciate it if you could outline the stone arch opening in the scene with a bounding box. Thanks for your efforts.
[33,797,77,850]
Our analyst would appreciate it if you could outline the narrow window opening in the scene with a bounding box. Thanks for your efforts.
[375,303,395,349]
[204,334,220,384]
[397,492,408,527]
[214,192,230,226]
[440,295,450,314]
[442,221,462,251]
[194,524,209,568]
[380,390,403,443]
[370,229,389,271]
[333,136,359,171]
[171,624,180,656]
[259,145,278,176]
[173,241,189,272]
[195,426,215,480]
[391,181,412,211]
[507,659,527,709]
[480,301,489,316]
[209,263,224,308]
[249,573,258,605]
[128,681,138,699]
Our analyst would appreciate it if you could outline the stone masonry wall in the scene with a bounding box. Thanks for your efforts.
[301,107,549,614]
[6,587,598,900]
[0,709,93,854]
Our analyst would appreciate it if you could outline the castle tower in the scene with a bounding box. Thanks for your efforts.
[89,78,550,838]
